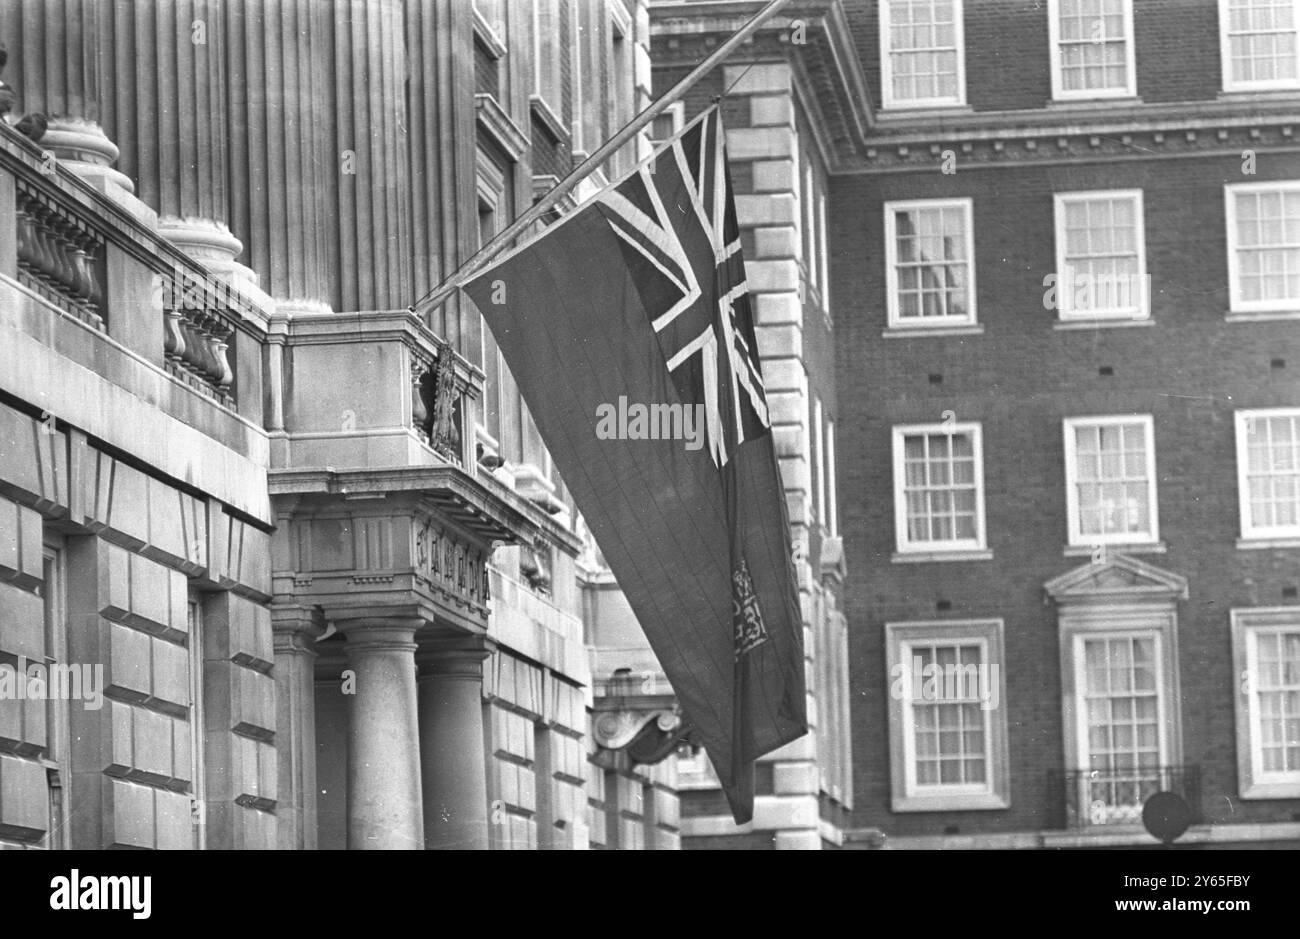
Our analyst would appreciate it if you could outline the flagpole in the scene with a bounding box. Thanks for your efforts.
[409,0,794,321]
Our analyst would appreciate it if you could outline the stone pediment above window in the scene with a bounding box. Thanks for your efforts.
[1044,554,1188,607]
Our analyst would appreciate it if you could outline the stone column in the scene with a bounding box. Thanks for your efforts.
[223,0,334,314]
[332,0,413,313]
[340,617,425,850]
[417,638,493,850]
[95,0,243,275]
[0,0,133,193]
[272,605,324,850]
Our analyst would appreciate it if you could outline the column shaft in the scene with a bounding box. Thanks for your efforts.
[342,619,424,850]
[417,641,492,850]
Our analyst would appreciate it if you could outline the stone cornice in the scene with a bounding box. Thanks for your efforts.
[849,98,1300,173]
[650,0,874,169]
[268,464,538,548]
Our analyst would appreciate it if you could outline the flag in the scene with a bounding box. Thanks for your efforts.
[462,107,807,823]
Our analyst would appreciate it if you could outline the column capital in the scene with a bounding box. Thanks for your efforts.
[415,636,496,680]
[338,617,424,654]
[271,603,327,654]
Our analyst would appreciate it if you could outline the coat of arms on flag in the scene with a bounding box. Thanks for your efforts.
[463,106,807,823]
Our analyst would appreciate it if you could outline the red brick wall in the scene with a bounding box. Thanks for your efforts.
[833,151,1300,836]
[847,0,1225,113]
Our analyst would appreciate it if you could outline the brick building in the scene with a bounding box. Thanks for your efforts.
[830,0,1300,848]
[652,0,1299,849]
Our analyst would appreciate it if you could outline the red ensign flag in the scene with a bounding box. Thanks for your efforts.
[463,108,807,823]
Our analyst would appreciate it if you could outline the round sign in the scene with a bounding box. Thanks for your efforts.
[1142,791,1192,844]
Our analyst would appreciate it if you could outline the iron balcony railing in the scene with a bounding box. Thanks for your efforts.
[1050,764,1201,829]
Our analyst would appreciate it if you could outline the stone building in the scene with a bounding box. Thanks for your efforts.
[0,0,692,851]
[648,0,860,850]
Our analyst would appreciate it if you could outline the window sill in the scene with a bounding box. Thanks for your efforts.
[892,549,993,564]
[1224,309,1300,323]
[882,324,983,339]
[876,104,974,122]
[1237,536,1300,550]
[1053,317,1153,331]
[1238,780,1300,801]
[1064,541,1166,557]
[472,9,507,59]
[891,791,1009,813]
[529,95,566,143]
[1046,95,1142,109]
[1217,88,1300,102]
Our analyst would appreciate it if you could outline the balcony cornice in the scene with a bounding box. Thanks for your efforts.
[268,464,538,549]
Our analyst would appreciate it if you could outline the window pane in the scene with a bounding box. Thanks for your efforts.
[888,0,963,103]
[899,429,981,547]
[909,641,989,788]
[892,204,972,322]
[1072,420,1153,539]
[1244,413,1300,532]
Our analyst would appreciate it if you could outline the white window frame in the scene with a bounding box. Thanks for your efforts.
[884,198,978,330]
[880,0,968,110]
[1225,181,1300,317]
[1063,414,1160,547]
[826,419,839,537]
[886,619,1009,812]
[1219,0,1300,92]
[1069,629,1171,823]
[814,398,826,528]
[1231,607,1300,799]
[1235,407,1300,541]
[1047,0,1138,101]
[608,0,635,175]
[892,421,987,556]
[818,187,830,312]
[530,0,563,124]
[1052,189,1149,322]
[41,541,70,850]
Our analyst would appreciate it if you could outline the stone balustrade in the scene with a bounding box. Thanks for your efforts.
[158,269,238,407]
[14,178,105,330]
[3,121,266,420]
